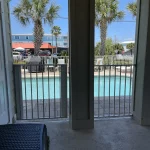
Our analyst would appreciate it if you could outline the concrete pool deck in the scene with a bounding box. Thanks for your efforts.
[21,69,133,78]
[21,96,132,120]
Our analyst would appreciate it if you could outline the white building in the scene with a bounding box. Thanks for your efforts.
[12,34,69,48]
[121,41,135,52]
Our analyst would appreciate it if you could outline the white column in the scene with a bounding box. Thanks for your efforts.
[133,0,150,125]
[69,0,94,129]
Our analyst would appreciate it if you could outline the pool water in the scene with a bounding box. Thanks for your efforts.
[22,76,132,100]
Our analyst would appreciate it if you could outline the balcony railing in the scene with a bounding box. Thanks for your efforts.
[94,55,134,117]
[13,55,134,120]
[13,56,69,120]
[94,65,134,118]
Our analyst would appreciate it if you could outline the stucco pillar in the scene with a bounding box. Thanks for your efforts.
[1,0,15,123]
[133,0,150,125]
[60,65,67,118]
[69,0,94,129]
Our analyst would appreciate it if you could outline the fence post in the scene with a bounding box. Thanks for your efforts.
[13,65,23,120]
[60,65,67,118]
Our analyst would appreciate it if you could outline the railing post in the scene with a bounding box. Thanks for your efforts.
[13,65,23,120]
[60,65,67,118]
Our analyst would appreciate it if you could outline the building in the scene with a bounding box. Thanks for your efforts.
[123,49,134,56]
[12,34,69,48]
[121,41,135,52]
[12,42,56,53]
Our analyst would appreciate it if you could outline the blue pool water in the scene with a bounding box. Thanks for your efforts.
[22,76,132,100]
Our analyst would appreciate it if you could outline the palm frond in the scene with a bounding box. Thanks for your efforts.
[51,26,61,37]
[13,3,31,26]
[95,13,100,27]
[109,11,124,23]
[32,0,49,21]
[45,3,60,26]
[19,16,30,26]
[127,2,137,17]
[116,11,124,20]
[95,0,124,25]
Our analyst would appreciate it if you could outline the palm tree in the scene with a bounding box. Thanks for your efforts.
[95,0,124,56]
[44,4,60,54]
[51,26,61,53]
[127,1,137,17]
[13,0,59,56]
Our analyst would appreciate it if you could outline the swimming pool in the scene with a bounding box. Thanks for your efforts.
[22,76,132,100]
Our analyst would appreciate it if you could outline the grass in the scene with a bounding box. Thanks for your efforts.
[13,61,26,65]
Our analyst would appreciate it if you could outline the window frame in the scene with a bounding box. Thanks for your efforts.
[14,36,20,40]
[25,36,29,40]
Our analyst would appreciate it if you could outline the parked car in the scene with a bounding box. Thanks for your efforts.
[13,51,22,60]
[38,50,51,56]
[21,51,28,57]
[51,53,61,58]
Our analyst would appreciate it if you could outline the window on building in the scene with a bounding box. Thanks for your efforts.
[25,36,29,39]
[46,36,52,40]
[14,36,20,40]
[64,43,68,46]
[63,36,67,40]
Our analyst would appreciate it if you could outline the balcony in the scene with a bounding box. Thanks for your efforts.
[2,0,150,149]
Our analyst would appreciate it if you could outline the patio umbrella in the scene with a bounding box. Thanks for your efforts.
[14,47,25,52]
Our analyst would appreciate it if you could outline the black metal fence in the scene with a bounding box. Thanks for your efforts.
[13,56,135,120]
[94,64,134,118]
[14,64,68,120]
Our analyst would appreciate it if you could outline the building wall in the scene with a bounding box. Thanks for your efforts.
[121,41,135,52]
[12,34,69,48]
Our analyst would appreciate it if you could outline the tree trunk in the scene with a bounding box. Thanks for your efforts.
[56,36,58,53]
[100,21,107,56]
[33,20,44,56]
[52,33,54,54]
[51,24,54,54]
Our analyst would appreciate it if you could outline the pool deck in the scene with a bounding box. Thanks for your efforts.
[21,96,132,119]
[21,69,133,78]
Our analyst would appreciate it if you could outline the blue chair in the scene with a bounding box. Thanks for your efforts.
[0,124,48,150]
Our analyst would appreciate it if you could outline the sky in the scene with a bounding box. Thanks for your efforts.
[10,0,136,44]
